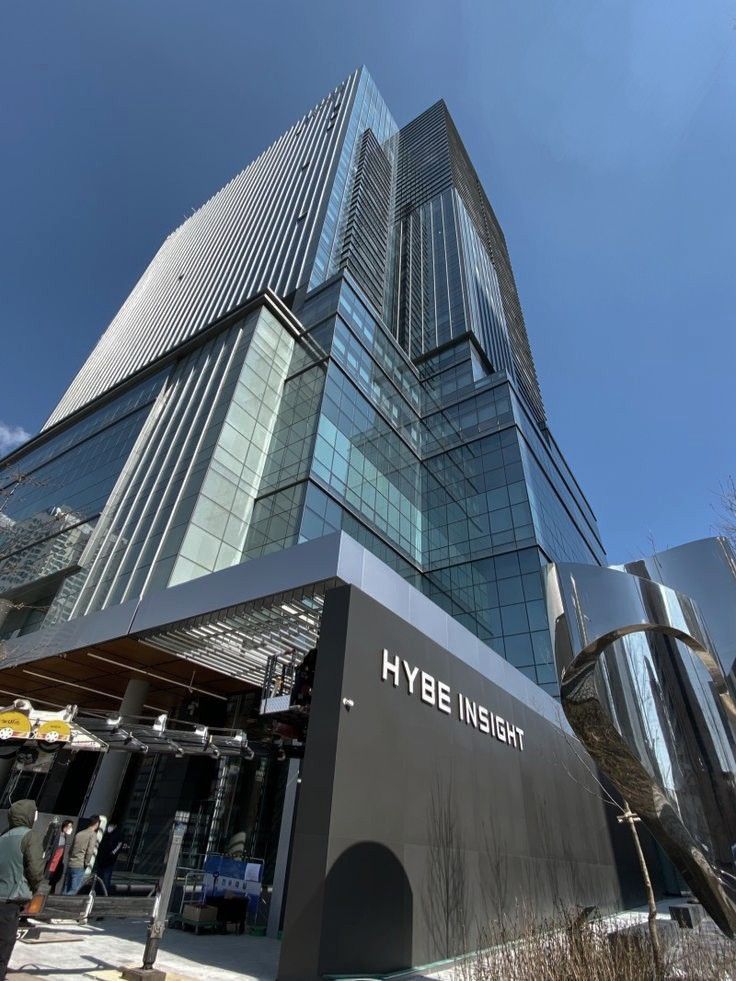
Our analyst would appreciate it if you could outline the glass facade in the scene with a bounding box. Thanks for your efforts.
[0,373,165,634]
[290,278,602,694]
[309,69,397,292]
[0,70,607,695]
[170,308,295,585]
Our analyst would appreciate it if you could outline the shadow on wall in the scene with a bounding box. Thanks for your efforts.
[321,841,413,976]
[422,777,469,962]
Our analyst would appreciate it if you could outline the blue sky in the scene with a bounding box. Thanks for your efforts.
[1,0,734,563]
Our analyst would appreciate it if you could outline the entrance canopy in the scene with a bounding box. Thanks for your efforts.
[0,636,248,715]
[0,534,353,714]
[0,532,549,725]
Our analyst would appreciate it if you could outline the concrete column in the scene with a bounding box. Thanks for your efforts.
[84,678,149,818]
[267,758,300,938]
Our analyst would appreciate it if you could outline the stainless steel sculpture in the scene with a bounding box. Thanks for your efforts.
[545,540,736,936]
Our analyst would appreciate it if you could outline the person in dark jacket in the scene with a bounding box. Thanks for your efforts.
[64,816,101,895]
[0,799,46,979]
[46,820,74,894]
[96,822,123,895]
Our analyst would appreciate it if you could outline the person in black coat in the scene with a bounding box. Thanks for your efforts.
[96,822,123,895]
[46,820,74,894]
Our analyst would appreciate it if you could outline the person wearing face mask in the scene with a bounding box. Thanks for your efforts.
[0,799,47,979]
[64,816,101,895]
[46,819,75,894]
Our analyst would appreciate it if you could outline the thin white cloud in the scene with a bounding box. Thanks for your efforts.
[0,422,31,456]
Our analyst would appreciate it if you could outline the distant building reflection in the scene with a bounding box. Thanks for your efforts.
[546,537,736,935]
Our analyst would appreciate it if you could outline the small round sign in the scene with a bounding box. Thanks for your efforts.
[0,711,32,740]
[35,720,71,745]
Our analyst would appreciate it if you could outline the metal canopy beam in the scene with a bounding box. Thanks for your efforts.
[0,701,251,758]
[137,585,329,687]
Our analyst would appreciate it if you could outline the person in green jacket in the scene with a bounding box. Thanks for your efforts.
[64,816,101,895]
[0,799,46,979]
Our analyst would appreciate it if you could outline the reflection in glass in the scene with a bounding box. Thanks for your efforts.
[546,547,736,936]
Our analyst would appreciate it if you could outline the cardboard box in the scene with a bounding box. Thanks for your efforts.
[182,904,218,924]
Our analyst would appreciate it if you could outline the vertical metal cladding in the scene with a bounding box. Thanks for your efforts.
[390,101,546,428]
[45,70,366,430]
[339,129,393,315]
[444,112,546,428]
[45,72,545,433]
[308,70,398,291]
[68,323,254,614]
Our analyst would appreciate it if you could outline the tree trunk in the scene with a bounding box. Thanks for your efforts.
[624,802,664,980]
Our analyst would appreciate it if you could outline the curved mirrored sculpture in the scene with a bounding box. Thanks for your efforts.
[545,538,736,936]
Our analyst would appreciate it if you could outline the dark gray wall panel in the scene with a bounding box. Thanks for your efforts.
[279,584,641,980]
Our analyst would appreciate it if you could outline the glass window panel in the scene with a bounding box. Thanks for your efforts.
[498,577,524,605]
[505,634,534,667]
[501,602,528,635]
[526,599,547,631]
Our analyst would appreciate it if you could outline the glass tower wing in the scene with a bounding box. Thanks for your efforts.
[388,101,545,429]
[308,67,397,294]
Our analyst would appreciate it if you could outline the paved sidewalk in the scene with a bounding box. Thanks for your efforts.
[8,901,730,980]
[8,919,280,981]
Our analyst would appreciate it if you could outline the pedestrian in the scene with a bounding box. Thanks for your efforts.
[64,816,101,895]
[96,822,123,895]
[47,820,74,894]
[41,818,59,871]
[0,799,46,979]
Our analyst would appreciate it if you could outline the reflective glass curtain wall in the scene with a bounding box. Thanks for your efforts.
[288,274,604,694]
[1,69,606,695]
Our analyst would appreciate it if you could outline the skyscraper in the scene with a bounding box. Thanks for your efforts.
[5,66,732,980]
[0,67,603,695]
